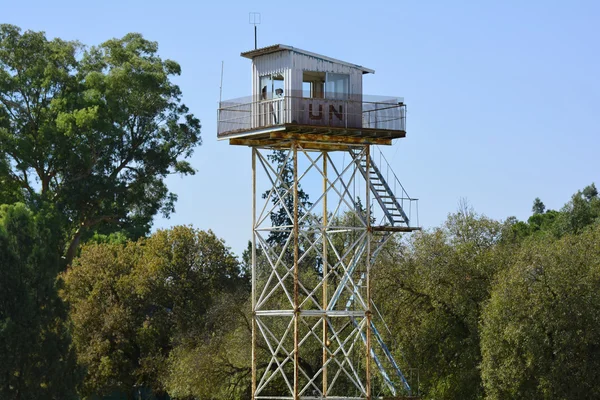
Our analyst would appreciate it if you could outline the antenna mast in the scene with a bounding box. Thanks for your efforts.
[249,12,261,49]
[219,61,224,104]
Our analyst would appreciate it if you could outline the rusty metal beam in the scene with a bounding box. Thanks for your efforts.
[230,138,282,146]
[232,139,360,152]
[292,142,357,152]
[372,226,423,232]
[224,126,405,145]
[283,124,405,139]
[270,132,392,146]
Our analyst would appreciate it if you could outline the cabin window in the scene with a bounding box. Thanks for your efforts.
[302,71,325,99]
[302,71,349,100]
[325,73,349,100]
[259,73,284,100]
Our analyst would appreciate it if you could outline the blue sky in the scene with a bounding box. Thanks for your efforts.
[4,0,599,257]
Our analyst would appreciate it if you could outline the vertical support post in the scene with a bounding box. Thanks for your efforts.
[365,145,372,400]
[293,143,300,400]
[251,147,257,400]
[322,151,328,398]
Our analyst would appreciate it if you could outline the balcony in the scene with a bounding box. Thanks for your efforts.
[217,92,406,141]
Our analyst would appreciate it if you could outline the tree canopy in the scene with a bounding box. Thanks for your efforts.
[0,25,201,400]
[481,225,600,399]
[0,204,79,400]
[62,226,247,399]
[0,25,201,264]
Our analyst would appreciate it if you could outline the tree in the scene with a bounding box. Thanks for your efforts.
[503,185,600,241]
[372,207,505,399]
[0,25,201,264]
[62,226,245,399]
[262,150,311,247]
[531,197,546,214]
[0,204,80,400]
[582,183,598,201]
[163,291,252,400]
[481,225,600,399]
[554,184,600,235]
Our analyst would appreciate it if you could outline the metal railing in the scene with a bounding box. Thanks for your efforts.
[373,146,419,229]
[217,92,406,137]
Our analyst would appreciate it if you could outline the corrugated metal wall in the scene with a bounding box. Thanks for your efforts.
[250,49,365,127]
[251,50,363,98]
[252,50,293,96]
[290,52,362,95]
[252,51,293,128]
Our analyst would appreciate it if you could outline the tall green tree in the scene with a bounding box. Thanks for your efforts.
[163,291,252,400]
[262,150,311,247]
[0,25,201,264]
[0,204,80,400]
[532,197,546,214]
[554,184,600,235]
[481,224,600,399]
[373,205,505,399]
[62,226,245,399]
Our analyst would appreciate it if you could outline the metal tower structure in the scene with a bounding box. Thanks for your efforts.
[218,45,420,400]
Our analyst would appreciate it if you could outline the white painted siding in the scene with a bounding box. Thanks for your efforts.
[290,52,362,96]
[250,49,366,127]
[252,50,292,98]
[251,50,364,99]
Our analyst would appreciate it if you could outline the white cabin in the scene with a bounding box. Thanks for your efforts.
[218,44,406,145]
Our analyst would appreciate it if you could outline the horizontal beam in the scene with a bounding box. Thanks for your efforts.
[230,138,281,146]
[284,124,405,139]
[255,397,372,400]
[270,132,392,146]
[256,310,367,317]
[294,142,358,152]
[231,138,361,152]
[372,226,422,232]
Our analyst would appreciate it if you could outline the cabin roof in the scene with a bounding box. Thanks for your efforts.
[241,44,375,74]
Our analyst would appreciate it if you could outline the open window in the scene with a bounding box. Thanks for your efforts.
[259,73,284,100]
[302,71,349,100]
[302,71,325,98]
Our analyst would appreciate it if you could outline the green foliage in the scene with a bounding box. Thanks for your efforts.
[481,225,600,399]
[373,205,504,399]
[553,184,600,235]
[62,226,246,399]
[532,197,546,214]
[0,204,80,399]
[262,150,311,247]
[0,25,201,264]
[163,291,251,399]
[503,183,600,241]
[371,186,600,399]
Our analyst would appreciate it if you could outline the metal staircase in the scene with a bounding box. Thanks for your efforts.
[349,148,418,231]
[339,147,419,397]
[345,272,412,397]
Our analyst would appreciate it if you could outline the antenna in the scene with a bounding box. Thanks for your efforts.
[219,61,224,104]
[249,12,261,50]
